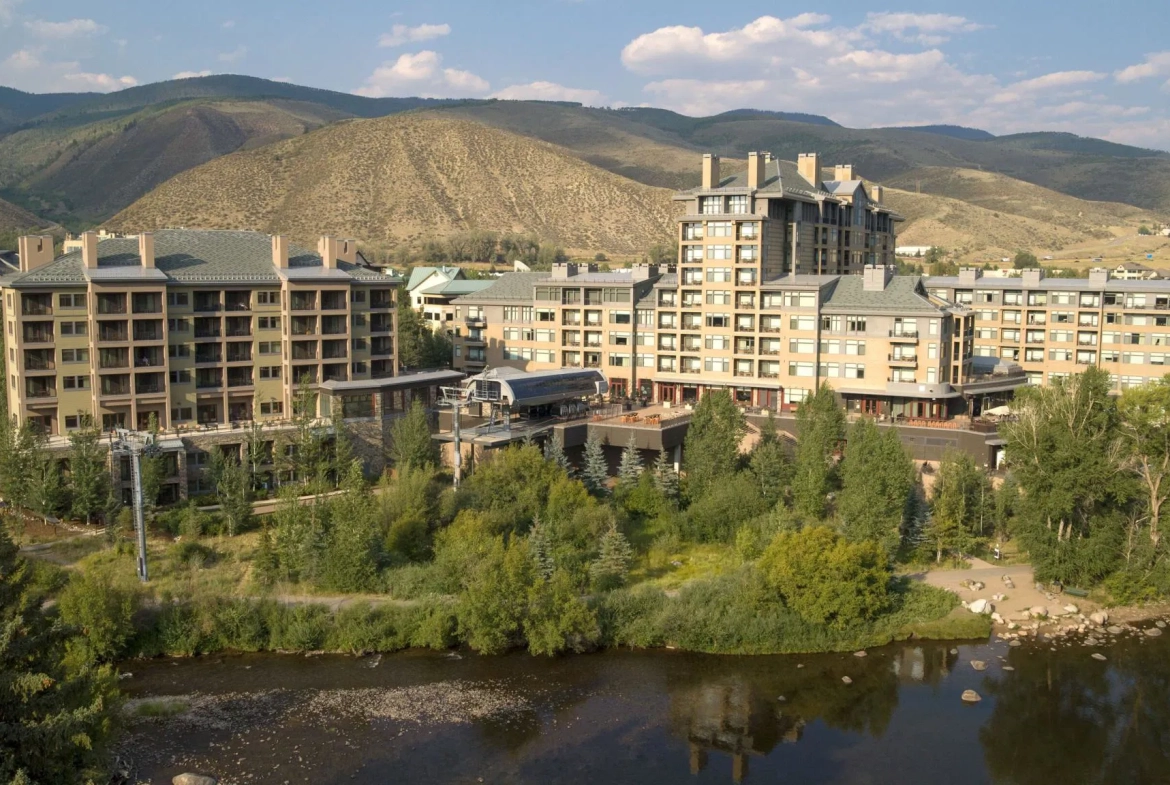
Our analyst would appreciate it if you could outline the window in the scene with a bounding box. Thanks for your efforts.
[608,354,631,367]
[682,222,703,240]
[700,196,723,214]
[259,366,282,379]
[707,245,732,260]
[350,290,366,303]
[260,401,284,415]
[737,268,757,285]
[790,315,817,331]
[58,293,84,308]
[705,335,730,350]
[1003,292,1023,306]
[60,321,87,336]
[637,353,655,368]
[171,407,193,422]
[788,361,815,377]
[737,245,758,262]
[707,221,733,237]
[258,316,279,330]
[706,290,731,305]
[704,357,730,372]
[257,291,280,305]
[705,313,730,328]
[168,317,189,332]
[169,369,191,384]
[843,363,865,379]
[351,361,368,374]
[847,316,867,333]
[1050,348,1073,362]
[258,341,280,355]
[706,267,732,283]
[64,415,80,430]
[683,245,704,263]
[789,338,815,354]
[609,311,631,325]
[727,195,749,214]
[783,292,816,308]
[609,332,631,346]
[61,348,89,363]
[62,375,90,390]
[167,292,190,307]
[168,344,191,358]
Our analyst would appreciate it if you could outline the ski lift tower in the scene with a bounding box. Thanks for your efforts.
[110,428,158,582]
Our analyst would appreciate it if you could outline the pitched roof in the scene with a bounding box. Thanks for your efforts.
[406,265,463,292]
[674,158,828,201]
[0,230,396,287]
[452,272,549,303]
[821,275,947,314]
[420,279,494,296]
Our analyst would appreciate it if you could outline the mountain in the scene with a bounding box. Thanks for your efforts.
[882,125,995,141]
[105,113,676,256]
[0,86,96,130]
[0,195,59,235]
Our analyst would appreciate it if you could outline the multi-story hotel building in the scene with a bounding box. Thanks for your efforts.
[927,267,1170,391]
[2,229,400,436]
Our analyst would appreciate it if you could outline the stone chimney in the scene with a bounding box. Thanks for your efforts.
[871,185,884,203]
[958,267,982,284]
[17,235,54,273]
[797,153,821,186]
[1021,268,1043,287]
[631,264,660,281]
[338,238,357,264]
[701,154,720,189]
[1088,267,1110,286]
[862,264,893,292]
[318,236,339,270]
[747,152,766,190]
[138,232,155,268]
[834,164,854,181]
[81,231,99,269]
[271,235,289,269]
[550,262,577,280]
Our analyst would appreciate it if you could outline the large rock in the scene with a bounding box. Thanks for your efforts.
[1064,604,1079,614]
[1091,653,1107,661]
[173,776,218,785]
[1029,606,1048,619]
[969,599,991,614]
[970,660,987,671]
[1145,627,1163,637]
[1089,611,1109,626]
[961,690,982,703]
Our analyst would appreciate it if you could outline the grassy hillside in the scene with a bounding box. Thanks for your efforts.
[105,113,677,256]
[0,195,58,234]
[0,86,96,130]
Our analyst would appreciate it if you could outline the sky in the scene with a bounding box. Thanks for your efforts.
[2,0,1170,150]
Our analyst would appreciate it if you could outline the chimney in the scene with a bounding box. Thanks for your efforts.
[81,230,99,269]
[747,151,766,190]
[797,153,821,186]
[550,262,576,280]
[318,236,339,270]
[701,154,720,189]
[16,234,54,273]
[834,164,854,181]
[631,264,660,281]
[871,185,884,203]
[338,239,357,264]
[1021,268,1043,287]
[958,267,982,284]
[271,234,289,269]
[1088,267,1110,286]
[138,232,155,268]
[862,264,893,292]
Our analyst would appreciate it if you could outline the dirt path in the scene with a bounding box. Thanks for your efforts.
[913,560,1100,624]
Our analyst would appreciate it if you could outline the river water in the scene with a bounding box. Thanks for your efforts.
[119,627,1170,785]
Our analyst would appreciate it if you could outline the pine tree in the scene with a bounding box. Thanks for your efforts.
[390,399,438,470]
[582,432,609,496]
[28,450,65,524]
[253,525,279,587]
[590,523,633,591]
[682,390,746,502]
[617,434,643,491]
[68,417,111,525]
[792,383,845,521]
[212,451,254,537]
[543,432,573,476]
[528,516,555,580]
[653,450,679,505]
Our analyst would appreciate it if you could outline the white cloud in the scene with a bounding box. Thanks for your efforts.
[1116,51,1170,83]
[62,72,138,90]
[378,23,451,48]
[218,46,247,63]
[0,47,137,93]
[354,50,489,98]
[0,0,22,25]
[271,76,293,83]
[173,70,213,79]
[222,19,235,29]
[490,81,606,105]
[24,18,106,38]
[862,12,985,45]
[3,48,40,71]
[990,70,1106,103]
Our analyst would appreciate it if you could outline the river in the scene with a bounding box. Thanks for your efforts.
[118,624,1170,785]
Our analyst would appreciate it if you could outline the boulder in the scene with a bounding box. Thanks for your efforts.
[841,676,853,684]
[1064,604,1079,614]
[969,599,991,614]
[992,593,1005,602]
[1004,580,1015,590]
[1002,665,1015,671]
[1158,620,1167,629]
[1145,627,1163,637]
[1106,625,1123,635]
[970,581,985,591]
[1029,606,1048,619]
[173,776,219,785]
[961,690,982,703]
[970,660,987,671]
[991,612,1005,625]
[853,650,867,658]
[1009,640,1022,647]
[1091,653,1107,661]
[1089,611,1109,627]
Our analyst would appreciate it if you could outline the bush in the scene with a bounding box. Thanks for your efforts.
[169,540,218,569]
[683,472,768,542]
[57,571,139,665]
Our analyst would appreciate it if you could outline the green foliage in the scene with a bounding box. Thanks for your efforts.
[319,463,382,592]
[253,525,279,587]
[792,384,845,520]
[528,517,555,580]
[1138,225,1152,235]
[68,417,110,524]
[590,523,633,591]
[837,418,915,553]
[925,450,992,562]
[759,526,891,627]
[464,444,565,534]
[456,537,532,654]
[389,399,439,471]
[1013,249,1040,268]
[652,450,679,505]
[682,390,745,502]
[396,302,453,370]
[524,570,600,656]
[57,571,139,666]
[27,449,66,524]
[543,432,572,476]
[748,411,792,506]
[211,449,254,537]
[0,528,117,784]
[683,471,769,542]
[616,435,644,491]
[581,432,609,496]
[381,464,440,561]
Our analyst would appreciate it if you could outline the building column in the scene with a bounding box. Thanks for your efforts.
[176,449,189,501]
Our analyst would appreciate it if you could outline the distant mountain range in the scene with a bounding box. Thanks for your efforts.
[0,74,1167,260]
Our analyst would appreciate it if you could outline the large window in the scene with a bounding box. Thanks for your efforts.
[727,195,749,214]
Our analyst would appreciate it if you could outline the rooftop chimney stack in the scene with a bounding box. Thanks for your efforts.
[271,235,289,269]
[747,151,766,190]
[834,164,854,181]
[1089,268,1110,286]
[81,231,98,269]
[958,267,983,284]
[797,152,821,186]
[862,263,893,292]
[16,235,54,273]
[701,154,720,189]
[318,236,339,270]
[338,239,357,264]
[1021,268,1044,287]
[871,184,884,203]
[138,232,155,268]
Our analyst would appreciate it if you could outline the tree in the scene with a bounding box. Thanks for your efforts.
[837,419,915,553]
[244,418,270,491]
[0,418,40,516]
[1117,376,1170,549]
[396,301,453,369]
[759,526,890,627]
[543,432,573,476]
[1013,249,1039,269]
[1138,225,1152,236]
[390,399,438,470]
[0,528,117,783]
[68,418,110,525]
[616,435,643,491]
[748,411,792,506]
[211,450,253,537]
[279,378,328,486]
[582,432,609,496]
[320,462,381,592]
[457,537,532,654]
[524,570,600,656]
[253,524,279,587]
[682,390,746,502]
[589,523,633,591]
[57,572,138,666]
[792,383,845,521]
[653,450,679,505]
[27,448,66,525]
[528,517,555,579]
[926,450,990,562]
[139,452,166,514]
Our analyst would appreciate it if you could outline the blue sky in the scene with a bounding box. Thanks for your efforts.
[2,0,1169,150]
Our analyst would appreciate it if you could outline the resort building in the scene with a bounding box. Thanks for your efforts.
[405,266,494,337]
[927,267,1170,391]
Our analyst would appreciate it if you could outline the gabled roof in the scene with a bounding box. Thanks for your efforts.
[406,265,463,292]
[0,230,396,287]
[821,275,948,314]
[418,279,494,297]
[673,158,830,201]
[451,272,549,303]
[823,180,863,196]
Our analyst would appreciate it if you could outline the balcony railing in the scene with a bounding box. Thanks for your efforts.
[194,326,221,339]
[133,327,163,342]
[24,356,54,371]
[889,330,919,339]
[25,387,56,399]
[23,329,54,343]
[98,327,128,342]
[135,381,165,395]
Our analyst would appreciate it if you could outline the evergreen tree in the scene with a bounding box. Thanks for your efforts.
[68,417,111,525]
[792,383,845,521]
[212,451,254,537]
[253,524,279,587]
[390,399,438,470]
[749,411,792,506]
[543,432,573,476]
[524,569,600,656]
[838,418,915,553]
[616,434,644,491]
[582,432,609,496]
[330,399,356,487]
[320,462,381,592]
[397,301,454,369]
[0,528,117,783]
[528,516,555,580]
[589,523,633,590]
[653,450,679,505]
[244,418,269,491]
[682,390,746,502]
[0,418,39,516]
[28,449,65,525]
[925,450,988,562]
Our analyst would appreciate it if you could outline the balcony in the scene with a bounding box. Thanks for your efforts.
[226,343,253,363]
[133,322,164,342]
[135,373,165,395]
[23,350,54,372]
[97,294,127,315]
[371,360,394,379]
[225,317,252,337]
[889,330,919,340]
[132,293,162,314]
[193,319,221,339]
[98,323,128,343]
[194,294,222,313]
[322,316,347,335]
[24,381,56,399]
[225,292,252,312]
[195,370,223,389]
[291,316,317,336]
[227,369,254,388]
[680,366,701,375]
[291,342,318,361]
[760,324,782,334]
[99,349,129,369]
[21,294,52,316]
[22,323,54,344]
[370,291,394,309]
[133,348,164,368]
[372,337,394,357]
[321,292,347,311]
[100,375,131,397]
[291,293,317,311]
[370,316,392,334]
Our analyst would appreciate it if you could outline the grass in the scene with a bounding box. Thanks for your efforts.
[126,697,190,719]
[630,542,741,590]
[897,607,993,641]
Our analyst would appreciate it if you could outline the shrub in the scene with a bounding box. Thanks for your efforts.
[169,540,218,569]
[57,571,139,665]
